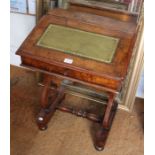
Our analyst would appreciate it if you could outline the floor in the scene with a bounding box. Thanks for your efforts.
[10,65,144,155]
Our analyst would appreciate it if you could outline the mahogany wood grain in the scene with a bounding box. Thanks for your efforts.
[37,83,66,130]
[17,9,138,92]
[16,7,138,151]
[95,96,118,150]
[40,75,51,108]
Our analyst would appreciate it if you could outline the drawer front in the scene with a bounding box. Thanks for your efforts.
[21,56,121,91]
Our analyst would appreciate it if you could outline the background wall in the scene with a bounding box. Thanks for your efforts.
[10,13,36,66]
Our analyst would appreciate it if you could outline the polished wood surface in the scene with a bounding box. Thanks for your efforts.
[17,8,137,91]
[16,6,138,151]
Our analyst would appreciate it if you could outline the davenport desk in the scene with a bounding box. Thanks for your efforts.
[16,5,138,151]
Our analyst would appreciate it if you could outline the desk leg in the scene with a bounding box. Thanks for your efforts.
[95,93,118,151]
[40,75,51,109]
[36,75,65,130]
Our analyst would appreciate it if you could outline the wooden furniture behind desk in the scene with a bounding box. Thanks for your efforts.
[68,0,138,22]
[16,4,138,151]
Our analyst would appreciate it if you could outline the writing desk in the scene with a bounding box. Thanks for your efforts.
[16,7,138,151]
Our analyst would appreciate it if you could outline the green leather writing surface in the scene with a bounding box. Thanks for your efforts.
[37,24,119,63]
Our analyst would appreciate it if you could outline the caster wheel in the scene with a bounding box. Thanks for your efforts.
[95,145,104,151]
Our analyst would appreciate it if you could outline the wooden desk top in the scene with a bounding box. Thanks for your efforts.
[16,8,138,93]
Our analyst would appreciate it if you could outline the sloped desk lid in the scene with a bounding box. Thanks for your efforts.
[37,24,119,63]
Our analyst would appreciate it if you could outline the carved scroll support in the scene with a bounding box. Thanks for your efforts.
[36,75,118,151]
[37,75,66,130]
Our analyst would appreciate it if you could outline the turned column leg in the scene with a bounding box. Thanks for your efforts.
[95,93,118,151]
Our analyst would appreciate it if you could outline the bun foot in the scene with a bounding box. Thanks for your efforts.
[39,125,48,131]
[95,128,108,151]
[95,145,104,151]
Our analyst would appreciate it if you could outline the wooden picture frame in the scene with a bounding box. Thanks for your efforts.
[118,3,144,111]
[119,16,144,112]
